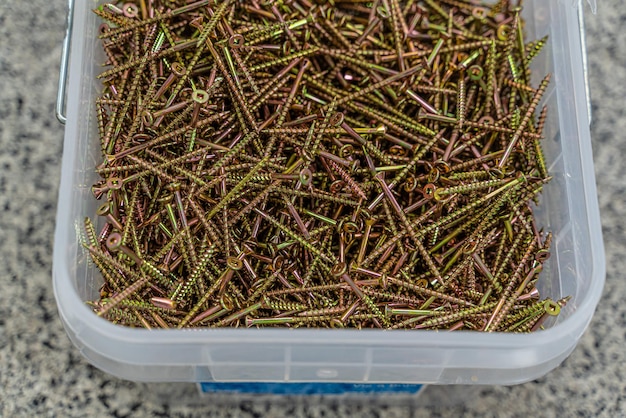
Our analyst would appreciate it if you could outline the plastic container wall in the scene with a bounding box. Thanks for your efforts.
[53,0,605,385]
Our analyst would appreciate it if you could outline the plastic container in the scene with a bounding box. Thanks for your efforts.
[53,0,605,385]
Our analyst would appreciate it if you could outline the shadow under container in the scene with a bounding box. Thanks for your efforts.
[53,0,605,386]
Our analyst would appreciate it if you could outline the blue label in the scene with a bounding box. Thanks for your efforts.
[199,382,424,395]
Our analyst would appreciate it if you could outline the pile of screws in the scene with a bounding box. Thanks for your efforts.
[85,0,568,332]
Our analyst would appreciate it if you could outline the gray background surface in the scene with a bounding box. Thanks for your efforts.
[0,1,624,417]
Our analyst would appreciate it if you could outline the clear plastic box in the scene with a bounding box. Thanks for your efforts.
[53,0,605,385]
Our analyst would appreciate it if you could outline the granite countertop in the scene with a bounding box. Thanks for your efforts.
[1,1,624,417]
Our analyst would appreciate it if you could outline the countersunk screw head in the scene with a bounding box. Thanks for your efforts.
[329,112,345,127]
[105,232,123,251]
[227,256,244,271]
[544,300,560,316]
[299,168,313,186]
[330,262,348,277]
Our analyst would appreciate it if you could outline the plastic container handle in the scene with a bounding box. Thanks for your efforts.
[56,0,76,125]
[578,4,593,123]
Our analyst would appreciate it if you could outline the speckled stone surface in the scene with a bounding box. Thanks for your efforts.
[0,1,624,417]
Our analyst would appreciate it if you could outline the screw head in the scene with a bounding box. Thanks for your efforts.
[497,24,512,41]
[330,262,348,277]
[329,112,345,127]
[229,34,245,48]
[171,62,187,77]
[299,168,313,186]
[192,89,210,104]
[469,65,484,81]
[535,249,550,262]
[96,203,112,216]
[544,300,560,316]
[122,3,139,18]
[227,257,244,271]
[105,232,123,251]
[422,183,437,199]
